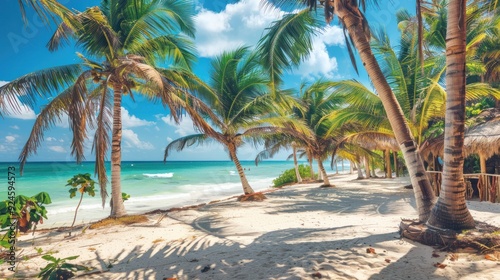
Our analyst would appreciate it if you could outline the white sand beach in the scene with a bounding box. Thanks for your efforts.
[3,174,500,279]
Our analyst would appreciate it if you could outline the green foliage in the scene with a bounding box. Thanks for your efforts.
[38,254,89,280]
[121,193,130,202]
[0,192,52,247]
[464,154,480,174]
[273,164,312,187]
[66,173,96,199]
[465,99,495,118]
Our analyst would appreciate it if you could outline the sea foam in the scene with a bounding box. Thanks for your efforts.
[143,172,174,178]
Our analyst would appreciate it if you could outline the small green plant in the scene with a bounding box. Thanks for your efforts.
[66,173,96,228]
[0,192,51,248]
[121,192,130,202]
[273,165,313,187]
[38,255,89,280]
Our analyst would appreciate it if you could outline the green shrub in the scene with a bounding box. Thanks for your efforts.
[273,164,313,187]
[0,192,51,249]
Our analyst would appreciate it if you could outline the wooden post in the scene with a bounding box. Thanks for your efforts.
[393,151,399,177]
[479,153,487,174]
[385,149,392,178]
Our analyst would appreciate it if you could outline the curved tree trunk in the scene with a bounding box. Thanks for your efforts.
[292,144,302,183]
[317,159,331,186]
[308,152,315,179]
[427,0,475,230]
[364,156,371,179]
[110,86,126,218]
[229,146,255,195]
[355,162,364,179]
[334,2,436,222]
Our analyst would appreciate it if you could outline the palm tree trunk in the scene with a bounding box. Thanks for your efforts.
[110,85,126,218]
[393,151,399,177]
[355,162,364,179]
[427,0,475,230]
[229,146,255,195]
[317,159,331,186]
[334,2,436,222]
[308,153,314,179]
[385,150,392,178]
[364,156,371,179]
[293,144,302,183]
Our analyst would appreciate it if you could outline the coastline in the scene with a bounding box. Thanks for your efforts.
[4,173,500,279]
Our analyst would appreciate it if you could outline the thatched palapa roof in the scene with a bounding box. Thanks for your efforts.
[420,108,500,159]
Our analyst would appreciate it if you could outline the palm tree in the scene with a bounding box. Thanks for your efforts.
[8,0,197,218]
[262,0,436,221]
[426,0,476,230]
[164,47,291,196]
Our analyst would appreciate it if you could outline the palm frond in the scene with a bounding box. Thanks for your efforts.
[0,64,82,114]
[164,134,213,160]
[92,84,112,207]
[76,7,122,58]
[124,0,195,47]
[18,87,74,175]
[256,9,321,91]
[128,35,197,69]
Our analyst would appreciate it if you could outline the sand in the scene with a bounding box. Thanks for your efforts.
[2,174,500,279]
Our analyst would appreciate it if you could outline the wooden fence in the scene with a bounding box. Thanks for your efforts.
[426,171,500,203]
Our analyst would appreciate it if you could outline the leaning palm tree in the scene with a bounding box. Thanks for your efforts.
[8,0,197,218]
[164,47,292,197]
[261,0,436,221]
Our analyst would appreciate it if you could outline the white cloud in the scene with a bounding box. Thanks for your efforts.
[46,137,57,142]
[293,25,343,79]
[194,0,284,57]
[48,146,66,153]
[194,0,344,78]
[122,129,154,150]
[161,115,197,136]
[10,125,19,130]
[166,137,173,143]
[55,114,69,128]
[5,136,16,143]
[122,107,155,128]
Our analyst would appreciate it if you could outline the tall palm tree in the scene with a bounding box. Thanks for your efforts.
[262,0,436,221]
[7,0,197,218]
[427,0,476,230]
[164,47,292,196]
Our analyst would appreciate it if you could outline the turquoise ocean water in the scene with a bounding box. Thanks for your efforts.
[0,160,349,227]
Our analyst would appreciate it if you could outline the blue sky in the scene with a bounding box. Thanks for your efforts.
[0,0,415,162]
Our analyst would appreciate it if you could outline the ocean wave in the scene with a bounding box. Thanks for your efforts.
[143,172,174,178]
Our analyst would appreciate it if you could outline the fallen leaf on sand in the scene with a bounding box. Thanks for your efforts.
[163,278,177,280]
[432,252,440,258]
[485,254,498,261]
[433,262,447,269]
[366,248,376,254]
[312,272,322,278]
[385,259,391,263]
[449,254,458,261]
